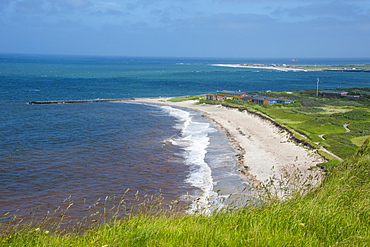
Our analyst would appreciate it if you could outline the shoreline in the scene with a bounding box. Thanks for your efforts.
[212,63,370,72]
[130,98,325,198]
[212,63,312,71]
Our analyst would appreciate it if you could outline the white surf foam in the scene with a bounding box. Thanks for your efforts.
[159,105,220,214]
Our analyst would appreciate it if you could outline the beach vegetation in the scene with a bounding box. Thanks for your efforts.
[1,138,369,246]
[332,109,369,121]
[351,135,369,146]
[296,106,324,113]
[167,95,203,102]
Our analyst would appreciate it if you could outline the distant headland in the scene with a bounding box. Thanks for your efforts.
[213,63,370,72]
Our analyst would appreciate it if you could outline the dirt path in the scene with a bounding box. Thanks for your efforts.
[344,123,351,132]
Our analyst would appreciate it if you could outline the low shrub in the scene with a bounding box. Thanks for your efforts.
[332,109,369,121]
[167,96,201,102]
[297,107,324,113]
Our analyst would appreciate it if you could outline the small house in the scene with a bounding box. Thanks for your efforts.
[217,90,247,101]
[319,90,348,97]
[206,94,226,101]
[242,95,295,105]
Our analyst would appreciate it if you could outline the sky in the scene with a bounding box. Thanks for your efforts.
[0,0,369,58]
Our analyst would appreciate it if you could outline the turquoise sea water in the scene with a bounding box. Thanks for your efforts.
[0,54,369,219]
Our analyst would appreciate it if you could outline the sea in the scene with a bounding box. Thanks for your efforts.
[1,54,369,220]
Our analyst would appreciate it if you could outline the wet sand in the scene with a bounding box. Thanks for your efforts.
[131,98,324,199]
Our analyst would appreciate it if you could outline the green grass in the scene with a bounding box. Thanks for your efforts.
[166,95,203,102]
[2,139,369,246]
[351,135,370,146]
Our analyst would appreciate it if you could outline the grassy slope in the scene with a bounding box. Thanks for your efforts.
[2,139,369,246]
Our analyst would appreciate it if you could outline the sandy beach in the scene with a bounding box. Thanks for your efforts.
[131,98,324,198]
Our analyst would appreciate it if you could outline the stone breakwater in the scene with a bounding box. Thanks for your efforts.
[28,98,133,105]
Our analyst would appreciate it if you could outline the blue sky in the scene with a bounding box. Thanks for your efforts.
[0,0,369,58]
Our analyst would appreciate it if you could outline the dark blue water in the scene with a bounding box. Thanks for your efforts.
[1,55,369,102]
[0,54,369,218]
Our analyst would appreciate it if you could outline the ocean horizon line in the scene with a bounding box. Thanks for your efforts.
[1,52,370,64]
